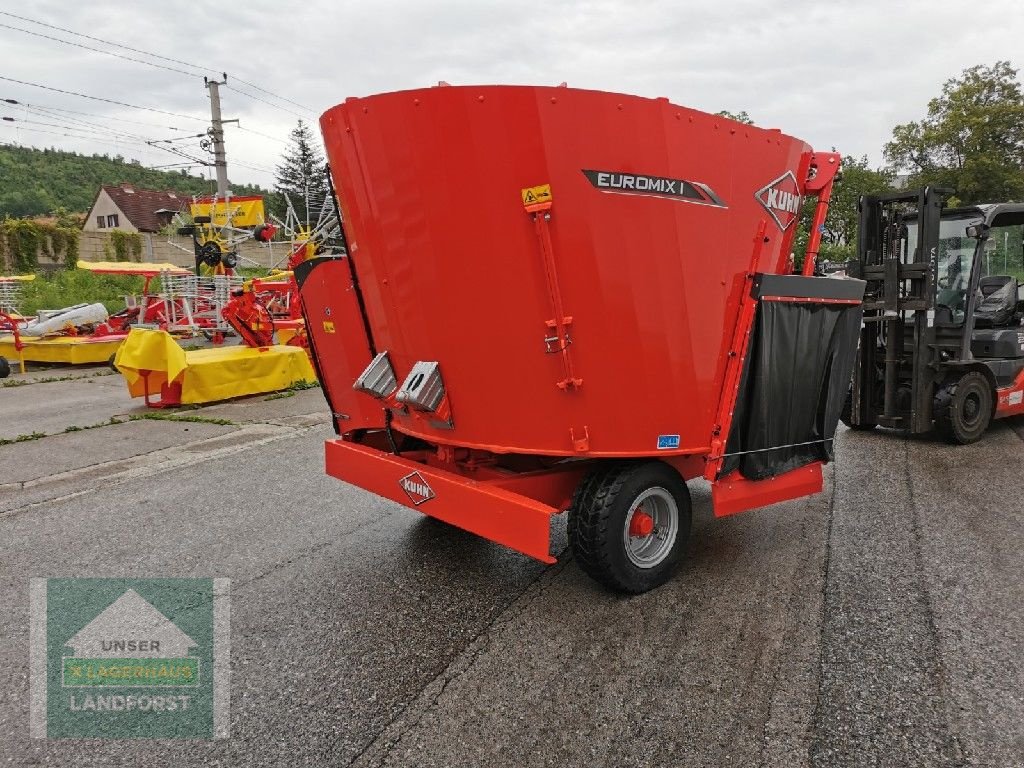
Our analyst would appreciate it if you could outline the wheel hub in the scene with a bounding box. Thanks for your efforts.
[622,487,679,569]
[963,393,980,422]
[629,508,655,537]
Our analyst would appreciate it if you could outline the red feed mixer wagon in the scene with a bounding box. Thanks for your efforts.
[297,85,866,593]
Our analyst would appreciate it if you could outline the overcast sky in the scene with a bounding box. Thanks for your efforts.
[1,0,1022,191]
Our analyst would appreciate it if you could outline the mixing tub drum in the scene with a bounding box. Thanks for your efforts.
[299,84,865,592]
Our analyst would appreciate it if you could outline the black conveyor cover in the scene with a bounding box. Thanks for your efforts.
[721,275,865,481]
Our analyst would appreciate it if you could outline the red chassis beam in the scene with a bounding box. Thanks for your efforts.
[324,439,589,564]
[711,463,824,518]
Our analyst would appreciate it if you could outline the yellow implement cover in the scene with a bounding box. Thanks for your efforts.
[0,335,124,365]
[0,274,36,282]
[77,261,191,275]
[115,328,317,404]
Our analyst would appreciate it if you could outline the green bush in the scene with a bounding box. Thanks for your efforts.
[62,228,80,270]
[107,230,143,262]
[18,270,151,315]
[0,219,80,273]
[4,219,40,272]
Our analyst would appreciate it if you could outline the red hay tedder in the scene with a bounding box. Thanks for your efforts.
[297,85,866,592]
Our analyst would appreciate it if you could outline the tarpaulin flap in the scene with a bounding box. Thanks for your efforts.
[721,299,863,481]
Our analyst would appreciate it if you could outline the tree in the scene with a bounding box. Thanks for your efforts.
[275,120,330,227]
[0,187,53,219]
[50,206,84,228]
[716,110,754,125]
[884,61,1024,204]
[793,155,894,265]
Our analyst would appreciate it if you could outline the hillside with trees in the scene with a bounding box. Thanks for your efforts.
[0,145,272,219]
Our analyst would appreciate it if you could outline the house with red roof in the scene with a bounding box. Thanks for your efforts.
[81,184,188,234]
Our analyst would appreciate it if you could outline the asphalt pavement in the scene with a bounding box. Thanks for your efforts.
[0,372,1020,767]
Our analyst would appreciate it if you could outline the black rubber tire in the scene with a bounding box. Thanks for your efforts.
[839,388,876,431]
[934,371,993,445]
[568,461,691,594]
[0,356,9,379]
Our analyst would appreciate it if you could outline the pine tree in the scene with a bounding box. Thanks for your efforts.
[274,120,330,227]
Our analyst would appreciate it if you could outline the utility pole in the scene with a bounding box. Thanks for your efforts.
[204,74,238,198]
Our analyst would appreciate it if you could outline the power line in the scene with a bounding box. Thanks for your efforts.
[0,11,317,118]
[1,113,159,147]
[224,84,309,120]
[231,159,278,174]
[234,124,288,145]
[0,75,207,121]
[0,122,178,158]
[229,75,313,114]
[13,104,160,143]
[149,132,208,144]
[1,98,193,131]
[0,21,201,78]
[3,110,212,167]
[12,105,216,170]
[0,10,211,75]
[147,143,210,165]
[1,114,146,143]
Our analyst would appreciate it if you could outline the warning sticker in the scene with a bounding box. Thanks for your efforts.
[521,183,553,207]
[322,321,336,334]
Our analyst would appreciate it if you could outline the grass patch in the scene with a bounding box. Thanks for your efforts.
[264,379,319,401]
[0,431,47,446]
[1,370,116,388]
[0,410,235,447]
[264,391,296,401]
[62,416,124,434]
[0,417,125,446]
[18,270,155,315]
[129,412,235,426]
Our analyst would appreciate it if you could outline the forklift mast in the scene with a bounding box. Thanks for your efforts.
[849,188,947,432]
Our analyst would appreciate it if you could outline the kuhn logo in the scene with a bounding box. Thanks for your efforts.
[755,171,803,230]
[399,472,435,505]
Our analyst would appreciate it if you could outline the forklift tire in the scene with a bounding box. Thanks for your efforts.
[839,390,876,431]
[0,356,9,379]
[568,461,691,594]
[934,371,993,445]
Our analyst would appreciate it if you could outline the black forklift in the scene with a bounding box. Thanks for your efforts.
[843,187,1024,443]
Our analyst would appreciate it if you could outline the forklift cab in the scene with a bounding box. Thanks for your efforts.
[845,190,1024,443]
[909,203,1024,345]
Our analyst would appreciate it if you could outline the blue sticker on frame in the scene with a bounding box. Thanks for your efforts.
[656,434,680,450]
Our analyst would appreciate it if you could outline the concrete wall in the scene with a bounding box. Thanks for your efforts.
[1,231,285,273]
[77,232,284,268]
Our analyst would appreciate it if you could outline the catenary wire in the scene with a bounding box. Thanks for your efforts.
[0,11,315,116]
[0,75,207,121]
[0,21,205,78]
